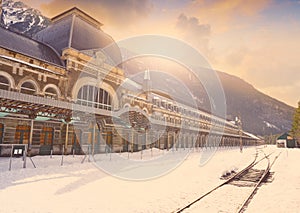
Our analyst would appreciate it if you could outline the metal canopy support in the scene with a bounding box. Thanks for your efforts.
[29,119,34,149]
[65,122,69,153]
[92,122,95,155]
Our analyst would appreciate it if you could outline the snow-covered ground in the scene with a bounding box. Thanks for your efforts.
[0,145,298,213]
[185,147,279,213]
[247,147,300,213]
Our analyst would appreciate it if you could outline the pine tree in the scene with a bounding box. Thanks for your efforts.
[291,101,300,141]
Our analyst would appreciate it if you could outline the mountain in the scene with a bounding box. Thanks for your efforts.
[121,56,294,136]
[1,0,50,37]
[0,0,294,136]
[218,71,294,136]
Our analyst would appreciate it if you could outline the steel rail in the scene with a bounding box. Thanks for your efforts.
[174,148,261,213]
[236,151,281,213]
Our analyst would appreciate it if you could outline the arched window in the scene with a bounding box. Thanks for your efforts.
[0,75,10,90]
[20,82,36,95]
[77,85,112,110]
[45,87,58,99]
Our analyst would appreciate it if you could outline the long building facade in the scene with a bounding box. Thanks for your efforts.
[0,7,258,156]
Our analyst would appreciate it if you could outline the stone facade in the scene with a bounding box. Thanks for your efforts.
[0,7,258,156]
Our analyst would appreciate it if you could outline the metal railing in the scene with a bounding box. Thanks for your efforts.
[0,89,111,116]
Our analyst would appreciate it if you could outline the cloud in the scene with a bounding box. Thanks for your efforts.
[189,0,272,17]
[185,0,272,33]
[263,84,300,107]
[225,47,249,68]
[176,13,211,37]
[22,0,299,107]
[214,27,300,107]
[21,0,53,8]
[243,52,300,89]
[209,0,271,16]
[39,0,153,27]
[176,13,212,57]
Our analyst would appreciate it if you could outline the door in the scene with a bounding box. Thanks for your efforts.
[72,130,82,154]
[107,131,113,151]
[40,127,54,155]
[0,123,3,144]
[287,139,295,148]
[15,125,30,144]
[0,123,3,153]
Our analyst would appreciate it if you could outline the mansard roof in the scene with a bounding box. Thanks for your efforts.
[34,7,121,65]
[51,7,103,29]
[0,27,64,66]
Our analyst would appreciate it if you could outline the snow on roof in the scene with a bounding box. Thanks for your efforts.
[122,78,142,91]
[243,131,260,140]
[277,132,293,140]
[0,55,64,75]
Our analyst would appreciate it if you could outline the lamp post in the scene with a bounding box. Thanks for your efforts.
[131,121,136,153]
[28,113,36,151]
[236,116,243,153]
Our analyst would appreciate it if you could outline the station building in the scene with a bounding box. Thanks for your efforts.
[0,7,258,155]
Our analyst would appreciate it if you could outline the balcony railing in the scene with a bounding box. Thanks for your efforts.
[0,90,111,116]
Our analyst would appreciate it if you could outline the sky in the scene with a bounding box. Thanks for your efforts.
[21,0,300,107]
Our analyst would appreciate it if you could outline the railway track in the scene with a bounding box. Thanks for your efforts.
[236,150,281,213]
[173,147,281,213]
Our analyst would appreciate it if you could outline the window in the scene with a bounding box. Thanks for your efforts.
[0,75,10,90]
[161,100,166,109]
[20,82,36,95]
[152,98,160,107]
[174,106,179,113]
[77,85,112,110]
[45,87,58,99]
[156,100,161,107]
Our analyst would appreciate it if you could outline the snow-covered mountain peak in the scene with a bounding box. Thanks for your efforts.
[1,0,50,37]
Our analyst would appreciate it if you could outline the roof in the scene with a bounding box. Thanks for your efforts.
[34,7,121,65]
[0,55,64,76]
[51,7,103,29]
[121,78,142,91]
[0,27,64,67]
[243,131,260,140]
[277,132,293,140]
